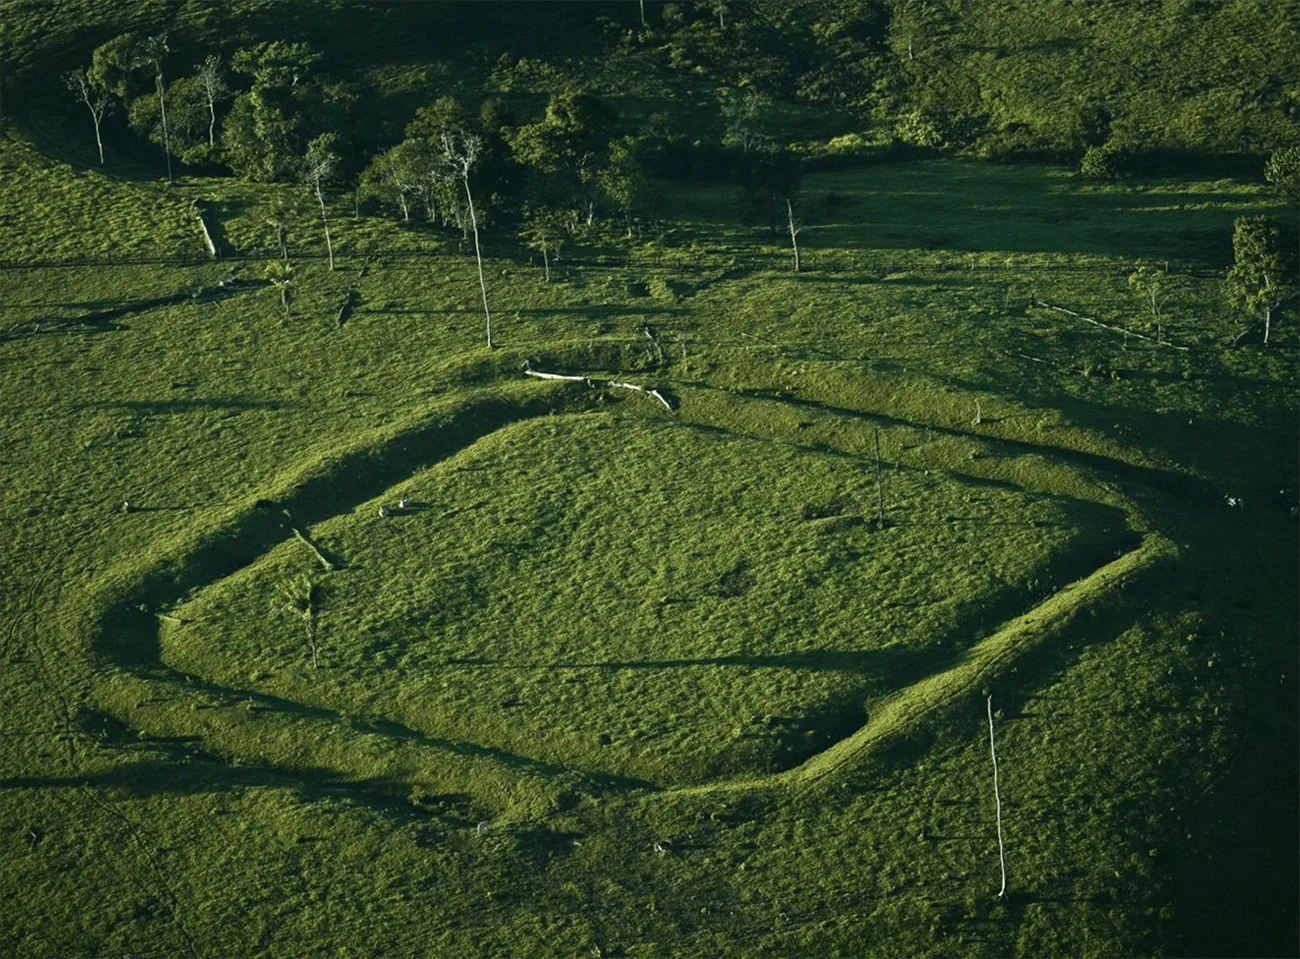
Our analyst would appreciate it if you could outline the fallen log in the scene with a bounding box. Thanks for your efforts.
[522,362,674,410]
[292,526,337,571]
[1034,301,1189,351]
[192,198,219,259]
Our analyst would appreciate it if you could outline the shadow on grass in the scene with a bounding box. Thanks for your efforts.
[801,160,1273,265]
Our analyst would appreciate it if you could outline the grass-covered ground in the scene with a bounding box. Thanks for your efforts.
[1,112,1296,959]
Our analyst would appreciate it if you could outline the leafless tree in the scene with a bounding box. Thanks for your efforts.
[440,131,493,348]
[194,54,227,149]
[65,68,113,164]
[303,134,339,270]
[786,198,802,272]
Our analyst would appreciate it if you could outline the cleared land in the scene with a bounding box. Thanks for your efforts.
[0,95,1295,959]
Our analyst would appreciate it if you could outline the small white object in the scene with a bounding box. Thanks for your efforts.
[398,496,412,509]
[378,504,392,518]
[476,820,489,837]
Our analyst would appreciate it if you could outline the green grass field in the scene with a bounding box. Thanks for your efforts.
[1,47,1296,956]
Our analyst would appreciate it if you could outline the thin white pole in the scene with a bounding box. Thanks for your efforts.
[987,694,1007,898]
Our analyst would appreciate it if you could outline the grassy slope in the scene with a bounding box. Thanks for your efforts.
[1,78,1296,959]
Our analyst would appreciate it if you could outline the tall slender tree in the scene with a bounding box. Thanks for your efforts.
[303,134,339,270]
[194,54,228,150]
[440,132,493,348]
[1226,216,1296,345]
[65,67,113,164]
[132,34,173,181]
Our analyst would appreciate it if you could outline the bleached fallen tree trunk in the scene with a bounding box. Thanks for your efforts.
[1034,301,1189,351]
[192,199,218,258]
[609,380,674,411]
[523,363,674,410]
[292,526,337,571]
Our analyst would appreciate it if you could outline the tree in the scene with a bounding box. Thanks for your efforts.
[303,133,339,270]
[1226,216,1297,345]
[223,41,324,182]
[194,55,228,150]
[361,143,419,222]
[65,67,112,164]
[508,90,613,226]
[440,132,493,348]
[1127,261,1170,338]
[128,74,211,165]
[131,34,173,182]
[519,204,567,282]
[403,99,470,225]
[736,145,801,233]
[1265,147,1300,207]
[718,88,773,155]
[599,135,652,237]
[229,41,322,90]
[221,89,299,181]
[90,33,143,100]
[264,260,294,315]
[267,202,291,259]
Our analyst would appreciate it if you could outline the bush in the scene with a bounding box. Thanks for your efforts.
[895,110,944,149]
[1079,142,1126,179]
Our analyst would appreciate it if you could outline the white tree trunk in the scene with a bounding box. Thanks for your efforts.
[155,71,173,183]
[315,182,334,270]
[462,175,492,348]
[787,198,801,273]
[987,695,1008,898]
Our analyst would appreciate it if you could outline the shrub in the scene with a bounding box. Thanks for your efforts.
[1079,141,1126,179]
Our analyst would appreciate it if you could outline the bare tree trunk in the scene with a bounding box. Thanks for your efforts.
[462,174,492,348]
[542,243,550,282]
[787,198,801,273]
[307,612,319,668]
[399,193,410,222]
[277,225,288,260]
[93,115,105,165]
[987,694,1008,898]
[639,0,646,28]
[207,99,216,147]
[873,425,886,526]
[1264,305,1271,345]
[315,182,335,270]
[155,71,173,183]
